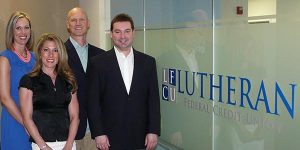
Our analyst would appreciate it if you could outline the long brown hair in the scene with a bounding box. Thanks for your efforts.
[29,33,77,93]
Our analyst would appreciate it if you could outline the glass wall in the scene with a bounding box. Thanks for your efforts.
[214,0,300,150]
[109,0,300,149]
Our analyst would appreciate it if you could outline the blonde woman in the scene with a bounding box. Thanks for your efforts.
[19,33,79,150]
[0,11,35,149]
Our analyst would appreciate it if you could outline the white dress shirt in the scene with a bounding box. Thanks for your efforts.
[114,46,134,94]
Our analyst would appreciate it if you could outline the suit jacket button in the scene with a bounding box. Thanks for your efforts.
[128,98,131,101]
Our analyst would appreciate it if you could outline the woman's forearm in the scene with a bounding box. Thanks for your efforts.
[23,117,47,148]
[65,115,79,147]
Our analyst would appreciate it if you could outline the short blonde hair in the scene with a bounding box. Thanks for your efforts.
[5,11,34,50]
[29,33,77,93]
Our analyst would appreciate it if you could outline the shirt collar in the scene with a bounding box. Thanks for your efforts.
[114,46,133,58]
[70,37,88,49]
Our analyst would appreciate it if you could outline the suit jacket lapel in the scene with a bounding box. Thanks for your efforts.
[129,49,142,96]
[66,39,85,74]
[109,49,129,95]
[87,44,96,59]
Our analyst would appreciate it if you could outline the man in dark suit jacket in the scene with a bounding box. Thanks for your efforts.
[87,13,160,150]
[65,7,105,150]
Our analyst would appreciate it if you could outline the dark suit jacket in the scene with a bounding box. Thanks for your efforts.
[65,39,105,140]
[87,48,161,149]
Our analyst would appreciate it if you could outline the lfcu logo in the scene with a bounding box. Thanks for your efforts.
[162,68,176,102]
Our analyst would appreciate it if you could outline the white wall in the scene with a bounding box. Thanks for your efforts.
[0,0,78,51]
[79,0,108,49]
[248,0,276,17]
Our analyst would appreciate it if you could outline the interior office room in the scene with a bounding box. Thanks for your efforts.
[0,0,299,150]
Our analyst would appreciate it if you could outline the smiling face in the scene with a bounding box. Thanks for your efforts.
[41,40,59,71]
[67,8,89,38]
[111,21,134,53]
[13,17,31,47]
